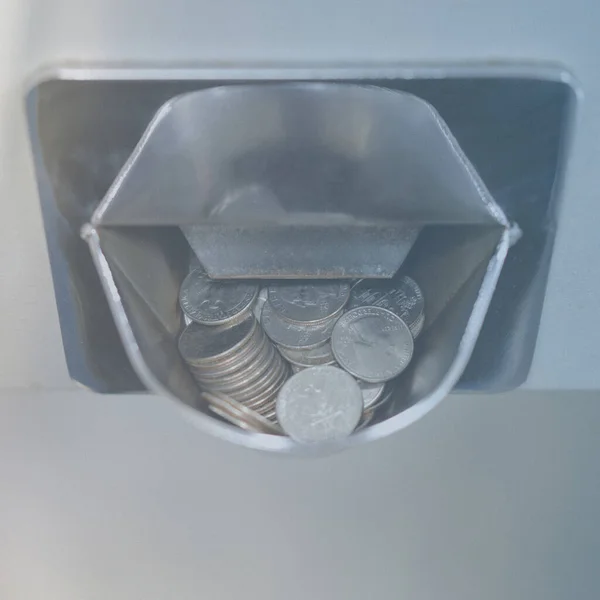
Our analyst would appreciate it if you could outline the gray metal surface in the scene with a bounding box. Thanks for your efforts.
[183,222,421,280]
[1,387,599,600]
[25,68,574,393]
[95,84,500,227]
[93,83,503,279]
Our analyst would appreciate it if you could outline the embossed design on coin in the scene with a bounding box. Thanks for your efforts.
[180,268,258,325]
[268,282,350,324]
[261,301,336,350]
[347,276,424,338]
[331,306,414,383]
[276,366,363,443]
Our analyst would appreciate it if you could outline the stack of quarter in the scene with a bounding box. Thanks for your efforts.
[262,281,349,373]
[202,391,283,435]
[179,271,287,423]
[179,315,288,421]
[279,343,337,373]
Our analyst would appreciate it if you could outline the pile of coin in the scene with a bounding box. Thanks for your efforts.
[261,281,348,372]
[178,270,288,422]
[178,267,426,442]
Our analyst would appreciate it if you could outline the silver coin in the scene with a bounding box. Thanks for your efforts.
[278,342,336,368]
[199,339,285,398]
[357,380,386,410]
[217,351,282,399]
[267,282,350,324]
[410,310,425,339]
[261,301,337,350]
[243,362,290,409]
[347,276,424,334]
[180,268,258,326]
[369,385,395,411]
[263,408,278,422]
[187,325,265,376]
[201,342,276,393]
[229,361,285,402]
[354,408,376,431]
[208,403,262,432]
[178,314,257,365]
[331,307,414,383]
[276,366,363,443]
[204,354,287,412]
[203,391,282,435]
[253,287,269,321]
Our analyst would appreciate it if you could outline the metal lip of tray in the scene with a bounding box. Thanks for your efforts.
[26,64,577,442]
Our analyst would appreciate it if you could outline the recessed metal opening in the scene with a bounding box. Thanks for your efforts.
[26,66,577,395]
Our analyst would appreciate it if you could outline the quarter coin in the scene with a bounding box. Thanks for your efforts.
[178,313,257,365]
[278,342,336,368]
[261,301,336,350]
[268,282,349,324]
[331,306,414,383]
[347,276,424,338]
[357,380,386,410]
[180,268,258,326]
[203,391,282,435]
[276,366,363,443]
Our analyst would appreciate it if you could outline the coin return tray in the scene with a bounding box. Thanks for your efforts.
[71,83,515,453]
[24,57,582,452]
[86,221,509,453]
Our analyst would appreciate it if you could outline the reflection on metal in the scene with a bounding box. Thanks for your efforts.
[93,84,502,278]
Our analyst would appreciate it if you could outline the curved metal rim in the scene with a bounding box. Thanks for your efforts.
[84,227,510,456]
